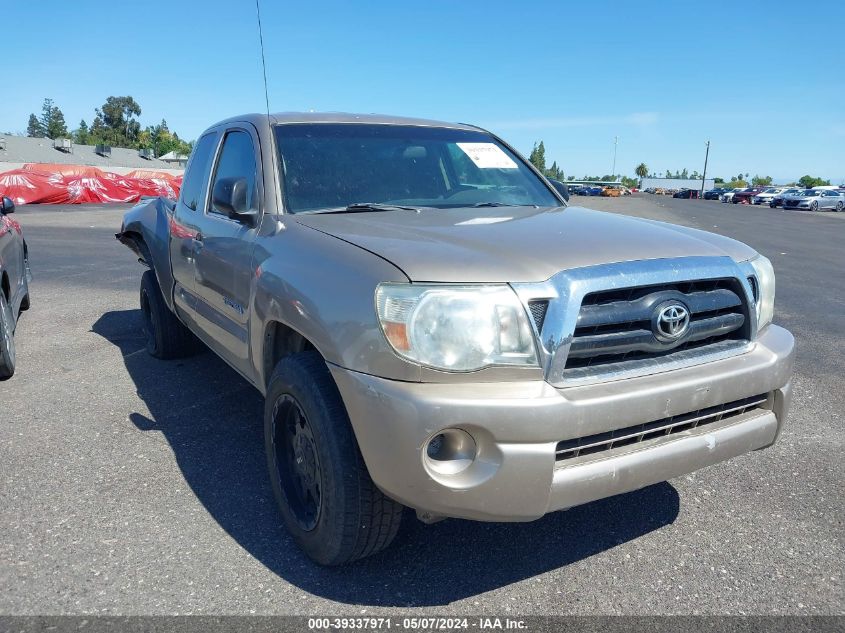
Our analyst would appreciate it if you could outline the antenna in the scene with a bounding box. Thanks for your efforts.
[255,0,271,117]
[254,0,282,218]
[255,0,270,118]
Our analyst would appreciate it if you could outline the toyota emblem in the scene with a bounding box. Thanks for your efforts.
[653,302,690,342]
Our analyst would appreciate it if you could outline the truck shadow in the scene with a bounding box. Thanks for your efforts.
[93,308,680,607]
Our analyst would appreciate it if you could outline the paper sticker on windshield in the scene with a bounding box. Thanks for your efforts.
[456,143,518,169]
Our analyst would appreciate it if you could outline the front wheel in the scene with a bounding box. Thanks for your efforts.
[264,351,404,565]
[811,200,819,211]
[0,291,16,379]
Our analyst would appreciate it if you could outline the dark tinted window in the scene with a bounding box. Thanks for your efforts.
[180,133,217,211]
[275,124,559,213]
[209,130,258,216]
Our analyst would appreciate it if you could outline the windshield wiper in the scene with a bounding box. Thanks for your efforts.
[318,202,422,214]
[472,202,532,208]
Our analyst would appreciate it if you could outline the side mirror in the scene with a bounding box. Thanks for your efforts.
[212,177,257,224]
[1,196,15,215]
[548,179,570,202]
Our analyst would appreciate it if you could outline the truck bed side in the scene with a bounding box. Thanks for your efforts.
[116,197,177,311]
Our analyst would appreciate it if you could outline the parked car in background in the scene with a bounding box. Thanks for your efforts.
[768,188,803,208]
[752,187,787,205]
[783,189,844,211]
[0,196,31,379]
[732,187,766,204]
[601,186,622,197]
[673,189,700,199]
[704,188,730,200]
[720,188,746,203]
[586,186,603,196]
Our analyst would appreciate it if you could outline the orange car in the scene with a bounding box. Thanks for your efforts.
[601,186,622,197]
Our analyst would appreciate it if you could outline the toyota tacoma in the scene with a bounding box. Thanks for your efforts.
[117,113,794,565]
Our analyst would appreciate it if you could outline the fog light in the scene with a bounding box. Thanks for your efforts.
[423,428,477,476]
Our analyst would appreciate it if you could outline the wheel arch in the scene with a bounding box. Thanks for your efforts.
[262,320,319,389]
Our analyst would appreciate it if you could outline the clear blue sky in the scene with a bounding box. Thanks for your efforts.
[3,0,843,183]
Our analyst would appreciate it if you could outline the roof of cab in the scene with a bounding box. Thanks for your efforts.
[206,112,484,133]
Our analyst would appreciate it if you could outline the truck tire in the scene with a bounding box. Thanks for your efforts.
[139,270,202,359]
[264,351,404,565]
[0,291,16,379]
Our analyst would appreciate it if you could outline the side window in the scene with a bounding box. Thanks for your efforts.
[179,133,218,211]
[208,130,258,217]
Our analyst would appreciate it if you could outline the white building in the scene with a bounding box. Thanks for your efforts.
[157,150,190,168]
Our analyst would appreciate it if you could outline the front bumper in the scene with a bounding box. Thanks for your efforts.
[331,325,794,522]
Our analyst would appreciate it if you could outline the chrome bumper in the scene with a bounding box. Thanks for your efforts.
[330,325,794,522]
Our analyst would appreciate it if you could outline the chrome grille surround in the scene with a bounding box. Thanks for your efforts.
[512,256,760,388]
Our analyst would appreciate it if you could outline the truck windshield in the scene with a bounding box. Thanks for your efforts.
[274,123,560,213]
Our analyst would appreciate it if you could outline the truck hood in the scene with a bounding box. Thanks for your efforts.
[295,206,757,283]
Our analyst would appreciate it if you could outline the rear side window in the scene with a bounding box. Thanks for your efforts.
[180,133,218,211]
[208,130,258,216]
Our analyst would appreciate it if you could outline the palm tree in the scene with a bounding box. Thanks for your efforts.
[635,163,648,186]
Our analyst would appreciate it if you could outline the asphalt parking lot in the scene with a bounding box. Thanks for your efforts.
[1,197,842,616]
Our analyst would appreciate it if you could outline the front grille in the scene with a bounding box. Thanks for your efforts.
[563,279,750,377]
[747,276,759,303]
[528,300,549,331]
[555,394,768,462]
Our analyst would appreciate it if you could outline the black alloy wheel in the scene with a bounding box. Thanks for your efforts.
[271,394,322,531]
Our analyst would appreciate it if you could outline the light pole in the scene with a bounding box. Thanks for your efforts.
[700,140,710,198]
[612,136,618,180]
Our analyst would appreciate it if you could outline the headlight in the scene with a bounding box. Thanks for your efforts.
[749,255,775,330]
[375,284,538,371]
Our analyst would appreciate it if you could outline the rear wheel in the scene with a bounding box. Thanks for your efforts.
[264,351,404,565]
[0,291,16,379]
[140,270,202,359]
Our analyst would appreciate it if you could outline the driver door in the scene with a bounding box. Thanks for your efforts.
[189,126,262,378]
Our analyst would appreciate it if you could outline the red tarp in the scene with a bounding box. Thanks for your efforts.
[22,163,107,179]
[0,169,70,205]
[124,169,179,181]
[0,167,181,204]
